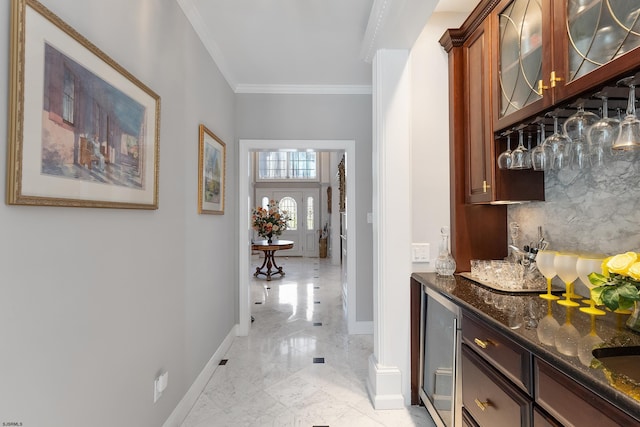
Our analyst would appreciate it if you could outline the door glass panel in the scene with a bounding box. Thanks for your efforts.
[306,196,314,231]
[279,196,297,230]
[498,0,544,118]
[567,0,640,81]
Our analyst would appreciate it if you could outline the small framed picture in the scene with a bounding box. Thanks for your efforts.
[7,0,161,209]
[198,125,226,214]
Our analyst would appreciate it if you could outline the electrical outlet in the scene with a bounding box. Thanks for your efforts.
[412,243,430,263]
[154,371,168,403]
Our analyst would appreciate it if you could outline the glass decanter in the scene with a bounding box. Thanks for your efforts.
[435,226,456,276]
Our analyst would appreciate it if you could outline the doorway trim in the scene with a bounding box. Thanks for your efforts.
[237,139,357,336]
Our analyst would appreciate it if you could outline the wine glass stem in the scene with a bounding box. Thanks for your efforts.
[628,85,636,117]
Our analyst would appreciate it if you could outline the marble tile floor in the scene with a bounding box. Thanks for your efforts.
[180,256,435,427]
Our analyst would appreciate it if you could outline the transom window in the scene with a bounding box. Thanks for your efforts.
[257,151,317,181]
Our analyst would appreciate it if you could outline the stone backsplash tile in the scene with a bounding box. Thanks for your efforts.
[508,153,640,255]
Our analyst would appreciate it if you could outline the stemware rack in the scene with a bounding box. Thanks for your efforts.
[495,69,640,166]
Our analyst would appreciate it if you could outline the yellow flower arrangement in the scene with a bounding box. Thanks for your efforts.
[251,199,290,241]
[589,252,640,311]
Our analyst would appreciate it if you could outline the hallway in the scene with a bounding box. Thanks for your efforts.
[180,257,434,426]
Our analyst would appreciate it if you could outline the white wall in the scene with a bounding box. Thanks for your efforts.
[410,12,469,271]
[0,1,236,426]
[236,93,373,321]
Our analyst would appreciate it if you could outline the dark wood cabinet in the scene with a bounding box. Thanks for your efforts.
[550,1,640,105]
[465,21,493,204]
[535,358,639,426]
[440,0,640,272]
[533,406,562,427]
[462,312,531,394]
[491,0,554,130]
[462,344,532,426]
[493,0,640,130]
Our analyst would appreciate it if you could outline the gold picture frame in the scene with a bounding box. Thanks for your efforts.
[198,125,226,214]
[7,0,161,209]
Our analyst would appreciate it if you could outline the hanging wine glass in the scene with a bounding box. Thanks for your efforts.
[497,132,513,170]
[612,76,640,150]
[510,128,530,169]
[563,102,598,170]
[524,133,533,169]
[588,93,620,167]
[542,113,571,170]
[531,121,548,171]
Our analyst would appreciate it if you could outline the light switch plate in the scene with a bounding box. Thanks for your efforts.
[412,243,430,263]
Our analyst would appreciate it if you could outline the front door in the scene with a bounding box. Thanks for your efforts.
[255,188,319,257]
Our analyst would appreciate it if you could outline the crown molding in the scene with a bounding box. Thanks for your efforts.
[176,0,237,90]
[235,84,372,95]
[360,0,392,63]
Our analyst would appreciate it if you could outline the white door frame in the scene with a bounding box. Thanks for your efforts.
[238,139,356,336]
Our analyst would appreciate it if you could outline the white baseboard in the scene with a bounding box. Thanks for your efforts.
[366,354,405,410]
[162,326,237,427]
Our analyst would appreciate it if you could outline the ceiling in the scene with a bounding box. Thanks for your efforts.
[177,0,478,94]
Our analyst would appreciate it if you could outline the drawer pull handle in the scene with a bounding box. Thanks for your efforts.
[475,398,492,411]
[474,338,491,349]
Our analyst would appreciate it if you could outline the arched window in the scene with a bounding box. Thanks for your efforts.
[279,197,297,230]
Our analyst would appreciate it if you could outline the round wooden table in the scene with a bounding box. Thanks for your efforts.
[251,239,294,281]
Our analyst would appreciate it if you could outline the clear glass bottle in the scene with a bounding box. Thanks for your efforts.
[435,226,456,276]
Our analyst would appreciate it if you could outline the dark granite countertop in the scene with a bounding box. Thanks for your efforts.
[412,272,640,421]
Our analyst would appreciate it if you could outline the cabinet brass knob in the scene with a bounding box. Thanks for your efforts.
[475,398,492,411]
[474,338,490,349]
[550,71,563,88]
[537,79,548,95]
[482,180,491,193]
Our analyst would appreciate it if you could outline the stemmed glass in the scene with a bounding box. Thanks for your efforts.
[563,103,598,169]
[588,93,620,167]
[511,128,530,169]
[576,255,606,316]
[543,113,571,170]
[554,253,580,307]
[524,133,533,169]
[531,121,548,171]
[612,76,640,151]
[497,132,513,170]
[578,314,603,367]
[536,300,560,346]
[554,307,581,357]
[536,250,559,300]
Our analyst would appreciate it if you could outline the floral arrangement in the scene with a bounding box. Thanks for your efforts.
[251,199,290,241]
[589,251,640,311]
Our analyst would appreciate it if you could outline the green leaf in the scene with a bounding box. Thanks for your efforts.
[618,283,640,301]
[590,286,605,305]
[618,296,636,311]
[600,287,620,311]
[588,272,608,286]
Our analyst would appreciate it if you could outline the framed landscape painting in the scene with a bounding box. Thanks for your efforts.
[198,125,226,214]
[7,0,160,209]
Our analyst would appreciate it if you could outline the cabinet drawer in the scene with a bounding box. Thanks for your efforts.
[533,406,562,427]
[462,313,531,393]
[535,358,639,426]
[462,344,532,427]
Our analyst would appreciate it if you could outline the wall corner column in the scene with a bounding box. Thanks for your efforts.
[367,49,412,409]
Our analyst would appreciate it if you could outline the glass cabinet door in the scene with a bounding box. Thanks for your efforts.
[554,0,640,101]
[567,0,640,81]
[494,0,551,129]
